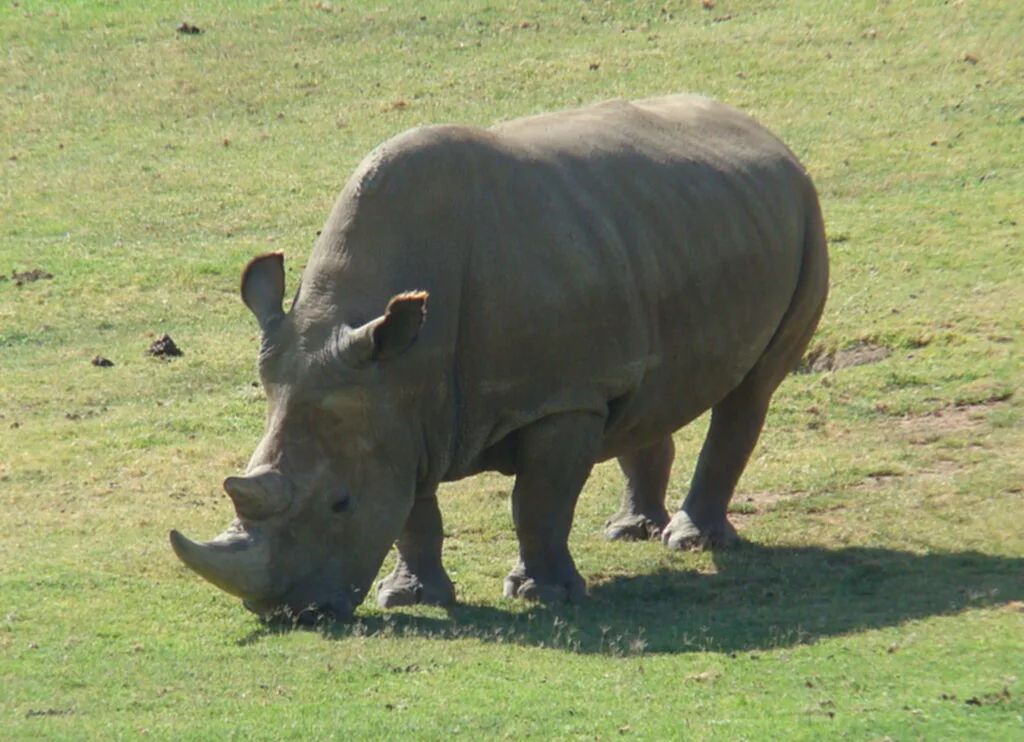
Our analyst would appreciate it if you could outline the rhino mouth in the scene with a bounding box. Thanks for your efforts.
[243,591,357,626]
[170,527,364,625]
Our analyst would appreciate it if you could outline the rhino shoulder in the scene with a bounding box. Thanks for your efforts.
[347,125,497,203]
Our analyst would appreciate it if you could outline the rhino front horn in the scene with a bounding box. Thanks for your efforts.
[169,526,273,600]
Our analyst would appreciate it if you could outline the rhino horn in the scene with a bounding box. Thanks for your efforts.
[169,527,273,600]
[223,469,292,521]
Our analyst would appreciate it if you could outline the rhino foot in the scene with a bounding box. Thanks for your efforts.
[662,511,738,551]
[503,560,587,603]
[604,511,669,541]
[376,563,455,609]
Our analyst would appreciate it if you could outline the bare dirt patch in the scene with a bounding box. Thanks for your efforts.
[857,472,902,490]
[729,490,804,525]
[796,342,891,373]
[897,399,1010,442]
[1,269,54,287]
[25,708,73,718]
[916,459,967,485]
[856,460,965,492]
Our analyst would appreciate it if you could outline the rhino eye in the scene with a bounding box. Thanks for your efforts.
[331,495,351,514]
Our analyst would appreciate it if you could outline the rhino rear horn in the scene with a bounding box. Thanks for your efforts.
[223,469,293,521]
[241,253,286,332]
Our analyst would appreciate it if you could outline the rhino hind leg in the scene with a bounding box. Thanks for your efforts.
[662,384,768,551]
[662,315,816,552]
[604,437,674,541]
[664,277,826,550]
[377,494,455,608]
[665,210,828,551]
[503,412,605,603]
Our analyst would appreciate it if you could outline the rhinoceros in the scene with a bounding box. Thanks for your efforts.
[170,94,828,621]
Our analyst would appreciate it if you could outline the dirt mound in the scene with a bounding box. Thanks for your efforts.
[796,343,891,373]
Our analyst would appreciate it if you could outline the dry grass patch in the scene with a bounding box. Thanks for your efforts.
[898,400,1011,442]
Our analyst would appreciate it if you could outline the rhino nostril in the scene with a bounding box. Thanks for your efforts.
[331,495,350,514]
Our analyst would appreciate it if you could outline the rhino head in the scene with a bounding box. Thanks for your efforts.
[170,253,428,622]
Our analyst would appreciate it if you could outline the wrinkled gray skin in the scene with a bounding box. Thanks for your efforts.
[170,94,828,622]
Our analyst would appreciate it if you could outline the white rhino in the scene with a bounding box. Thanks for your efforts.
[170,94,828,622]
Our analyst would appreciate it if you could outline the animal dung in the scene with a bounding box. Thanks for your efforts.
[149,334,183,358]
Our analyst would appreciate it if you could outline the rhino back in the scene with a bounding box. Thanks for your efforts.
[448,96,812,469]
[300,95,818,481]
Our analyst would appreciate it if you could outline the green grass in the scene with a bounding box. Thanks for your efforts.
[2,0,1022,739]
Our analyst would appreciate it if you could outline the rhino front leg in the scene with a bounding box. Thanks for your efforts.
[377,492,455,608]
[663,385,770,551]
[604,436,674,541]
[503,412,605,603]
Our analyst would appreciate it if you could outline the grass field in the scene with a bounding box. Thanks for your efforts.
[2,0,1022,739]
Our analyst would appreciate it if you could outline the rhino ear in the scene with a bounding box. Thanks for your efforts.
[241,253,286,332]
[349,291,428,364]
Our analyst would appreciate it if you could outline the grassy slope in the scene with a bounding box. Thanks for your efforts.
[1,0,1022,739]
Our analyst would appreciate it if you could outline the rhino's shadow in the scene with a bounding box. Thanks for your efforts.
[240,542,1023,654]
